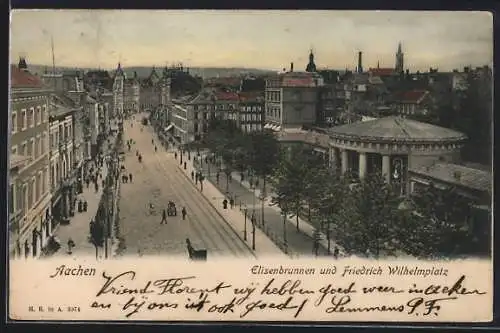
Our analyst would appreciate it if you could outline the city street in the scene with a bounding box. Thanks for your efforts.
[195,157,332,257]
[117,114,253,259]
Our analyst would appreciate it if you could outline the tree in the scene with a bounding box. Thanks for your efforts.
[335,172,402,259]
[89,219,104,260]
[248,131,280,225]
[401,184,478,259]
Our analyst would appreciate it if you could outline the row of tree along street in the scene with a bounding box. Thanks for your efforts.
[185,118,490,259]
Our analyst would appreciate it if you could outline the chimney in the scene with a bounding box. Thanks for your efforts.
[290,62,294,72]
[357,52,363,73]
[18,57,28,72]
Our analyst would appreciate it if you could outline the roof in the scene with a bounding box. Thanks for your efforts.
[410,162,492,193]
[279,71,324,87]
[396,90,429,103]
[369,68,396,76]
[238,91,264,102]
[326,116,467,143]
[278,130,330,148]
[215,91,239,101]
[10,65,45,88]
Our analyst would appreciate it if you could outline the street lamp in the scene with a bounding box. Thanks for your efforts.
[251,213,256,250]
[281,210,288,253]
[243,206,248,241]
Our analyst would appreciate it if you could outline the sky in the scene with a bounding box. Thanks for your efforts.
[10,10,493,71]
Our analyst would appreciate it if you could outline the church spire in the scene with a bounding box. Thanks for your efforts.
[395,42,404,73]
[306,48,317,72]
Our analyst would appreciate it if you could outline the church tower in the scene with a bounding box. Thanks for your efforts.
[395,42,404,73]
[306,49,317,72]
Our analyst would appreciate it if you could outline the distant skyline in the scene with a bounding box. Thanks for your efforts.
[10,10,493,72]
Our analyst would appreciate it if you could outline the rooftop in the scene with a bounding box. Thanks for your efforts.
[396,90,429,103]
[10,65,45,88]
[410,162,492,193]
[369,68,396,76]
[326,116,467,143]
[278,129,330,148]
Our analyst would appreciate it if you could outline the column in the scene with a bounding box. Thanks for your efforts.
[359,152,367,179]
[382,155,391,184]
[329,147,337,171]
[341,149,349,175]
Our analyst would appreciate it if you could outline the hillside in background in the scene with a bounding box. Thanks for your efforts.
[22,64,277,79]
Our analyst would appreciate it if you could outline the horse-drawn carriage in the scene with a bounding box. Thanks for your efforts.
[167,201,177,216]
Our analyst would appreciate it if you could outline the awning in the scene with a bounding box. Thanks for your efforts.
[264,124,271,129]
[271,125,281,132]
[164,124,174,132]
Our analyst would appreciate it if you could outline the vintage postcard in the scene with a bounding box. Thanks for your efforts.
[8,10,493,323]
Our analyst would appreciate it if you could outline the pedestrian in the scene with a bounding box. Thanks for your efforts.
[216,172,220,184]
[102,179,105,189]
[181,207,187,220]
[161,209,167,224]
[333,247,339,259]
[191,171,195,181]
[195,173,198,185]
[240,172,244,182]
[155,146,157,152]
[86,178,90,188]
[175,152,178,160]
[95,182,99,193]
[129,173,133,182]
[229,197,234,209]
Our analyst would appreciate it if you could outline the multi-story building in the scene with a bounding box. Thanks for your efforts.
[9,58,52,259]
[49,95,79,231]
[124,71,140,115]
[112,63,124,120]
[140,67,162,111]
[236,92,264,133]
[264,70,324,131]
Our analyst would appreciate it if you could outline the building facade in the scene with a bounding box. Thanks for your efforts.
[124,71,140,115]
[112,63,125,120]
[236,92,265,132]
[264,71,324,131]
[49,95,80,233]
[9,59,52,259]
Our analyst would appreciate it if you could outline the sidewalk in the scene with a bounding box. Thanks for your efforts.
[230,171,345,257]
[52,163,109,258]
[173,151,287,259]
[195,155,344,258]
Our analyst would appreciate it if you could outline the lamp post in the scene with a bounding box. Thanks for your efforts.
[282,210,288,252]
[243,206,248,241]
[251,213,256,250]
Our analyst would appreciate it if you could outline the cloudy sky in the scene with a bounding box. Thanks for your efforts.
[10,10,493,71]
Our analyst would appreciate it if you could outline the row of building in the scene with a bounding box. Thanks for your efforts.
[9,58,116,259]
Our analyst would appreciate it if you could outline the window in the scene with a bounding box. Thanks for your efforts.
[36,106,41,125]
[21,109,27,130]
[42,105,48,122]
[21,142,26,156]
[27,179,33,209]
[42,168,47,195]
[11,111,17,134]
[9,184,14,214]
[28,139,34,158]
[28,107,34,128]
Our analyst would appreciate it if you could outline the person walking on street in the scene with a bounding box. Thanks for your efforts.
[216,172,220,184]
[181,207,187,220]
[95,182,99,193]
[191,171,195,181]
[155,145,157,152]
[229,197,234,209]
[129,173,133,182]
[161,209,167,224]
